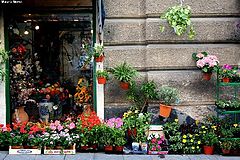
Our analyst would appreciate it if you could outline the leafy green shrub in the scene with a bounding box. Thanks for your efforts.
[112,62,137,83]
[159,86,179,105]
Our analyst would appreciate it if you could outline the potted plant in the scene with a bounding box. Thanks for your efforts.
[218,64,234,83]
[96,70,109,84]
[0,48,9,81]
[158,86,179,118]
[202,131,218,155]
[220,140,232,154]
[112,62,137,90]
[93,44,104,62]
[160,3,196,39]
[192,52,219,81]
[0,124,11,150]
[101,125,114,153]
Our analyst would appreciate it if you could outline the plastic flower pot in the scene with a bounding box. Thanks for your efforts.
[159,104,172,118]
[104,145,113,154]
[120,81,130,90]
[203,146,214,155]
[202,72,212,81]
[95,55,104,62]
[222,77,230,83]
[97,77,107,84]
[114,146,124,153]
[222,149,230,155]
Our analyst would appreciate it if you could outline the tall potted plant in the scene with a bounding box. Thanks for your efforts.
[112,62,137,90]
[96,70,109,85]
[158,86,179,118]
[202,131,218,155]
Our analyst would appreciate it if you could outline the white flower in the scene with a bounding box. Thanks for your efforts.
[138,113,144,118]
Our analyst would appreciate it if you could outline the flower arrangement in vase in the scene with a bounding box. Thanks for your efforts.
[192,52,219,81]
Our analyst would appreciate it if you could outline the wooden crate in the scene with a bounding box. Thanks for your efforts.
[9,146,41,154]
[43,144,76,155]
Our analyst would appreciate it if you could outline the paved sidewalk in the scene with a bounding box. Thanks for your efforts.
[0,151,239,160]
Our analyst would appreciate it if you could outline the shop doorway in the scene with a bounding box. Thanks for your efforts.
[6,13,94,123]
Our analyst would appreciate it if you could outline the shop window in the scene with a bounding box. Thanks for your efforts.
[7,13,94,123]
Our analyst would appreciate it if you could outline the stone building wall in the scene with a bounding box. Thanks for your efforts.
[103,0,240,121]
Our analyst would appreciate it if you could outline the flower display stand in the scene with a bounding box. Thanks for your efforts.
[9,146,41,154]
[43,144,76,155]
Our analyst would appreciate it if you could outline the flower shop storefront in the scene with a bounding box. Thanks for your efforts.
[1,0,105,124]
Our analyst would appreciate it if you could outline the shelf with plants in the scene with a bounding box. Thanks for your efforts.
[216,65,240,122]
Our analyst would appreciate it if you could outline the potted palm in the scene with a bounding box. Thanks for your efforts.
[96,70,109,84]
[112,62,137,90]
[158,86,179,118]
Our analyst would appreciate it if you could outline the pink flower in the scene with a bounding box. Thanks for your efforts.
[54,120,60,126]
[157,145,161,149]
[49,123,56,130]
[152,147,156,151]
[196,53,204,59]
[69,122,76,129]
[57,125,63,131]
[196,59,205,68]
[151,138,157,143]
[158,140,162,144]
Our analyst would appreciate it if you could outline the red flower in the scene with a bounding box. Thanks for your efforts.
[20,125,27,133]
[0,124,4,128]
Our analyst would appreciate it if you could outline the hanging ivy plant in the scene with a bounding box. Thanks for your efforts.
[160,5,196,39]
[0,48,9,81]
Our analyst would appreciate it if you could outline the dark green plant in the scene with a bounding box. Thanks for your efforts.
[159,86,179,105]
[96,70,109,79]
[113,62,137,83]
[113,129,126,146]
[202,131,218,146]
[160,5,196,39]
[220,140,232,150]
[216,99,240,110]
[127,81,159,112]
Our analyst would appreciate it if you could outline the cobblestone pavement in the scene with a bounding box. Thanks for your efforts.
[0,152,240,160]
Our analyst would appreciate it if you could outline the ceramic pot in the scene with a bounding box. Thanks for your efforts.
[140,142,148,153]
[97,77,107,84]
[132,142,140,151]
[12,106,29,123]
[104,145,113,154]
[159,104,172,118]
[222,77,230,83]
[203,146,214,155]
[120,82,130,90]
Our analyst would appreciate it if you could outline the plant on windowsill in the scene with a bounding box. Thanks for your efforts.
[159,86,179,118]
[96,70,109,85]
[160,3,196,39]
[0,48,9,81]
[112,62,138,90]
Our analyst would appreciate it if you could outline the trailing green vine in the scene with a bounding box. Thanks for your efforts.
[160,4,196,39]
[0,48,9,81]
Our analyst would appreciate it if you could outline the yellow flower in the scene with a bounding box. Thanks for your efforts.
[197,146,199,149]
[202,126,205,129]
[183,135,187,138]
[182,139,187,143]
[190,139,194,143]
[203,131,206,134]
[233,124,238,127]
[195,120,199,125]
[175,119,179,122]
[198,141,201,144]
[191,146,195,150]
[189,134,193,138]
[195,134,199,136]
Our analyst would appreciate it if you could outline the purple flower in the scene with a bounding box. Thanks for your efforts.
[222,64,232,70]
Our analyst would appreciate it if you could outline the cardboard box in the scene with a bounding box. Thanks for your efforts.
[43,144,76,155]
[9,146,41,154]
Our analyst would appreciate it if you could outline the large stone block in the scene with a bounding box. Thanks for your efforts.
[146,18,240,42]
[104,19,146,45]
[147,70,216,103]
[146,44,240,69]
[146,0,240,16]
[104,45,146,69]
[104,0,145,18]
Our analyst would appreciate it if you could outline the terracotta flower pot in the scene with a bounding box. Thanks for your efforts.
[81,146,88,151]
[203,72,212,81]
[120,82,130,90]
[97,77,107,84]
[11,146,23,149]
[104,145,113,154]
[203,145,214,155]
[222,77,230,83]
[222,149,230,154]
[114,146,124,153]
[95,55,104,62]
[159,104,172,118]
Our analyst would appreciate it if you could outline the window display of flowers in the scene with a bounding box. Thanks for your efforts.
[74,78,92,106]
[192,52,219,73]
[147,133,167,153]
[0,124,12,149]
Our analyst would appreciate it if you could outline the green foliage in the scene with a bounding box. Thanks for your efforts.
[159,86,179,105]
[181,133,202,154]
[0,48,9,80]
[127,81,159,112]
[216,99,240,110]
[160,5,196,39]
[220,140,232,150]
[96,70,109,79]
[113,129,126,146]
[112,62,137,83]
[202,131,218,146]
[93,44,104,58]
